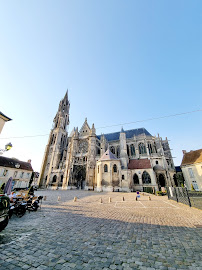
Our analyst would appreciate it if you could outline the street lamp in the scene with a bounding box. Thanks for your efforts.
[0,142,13,155]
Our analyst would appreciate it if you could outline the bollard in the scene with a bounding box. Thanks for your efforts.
[100,198,103,203]
[44,196,47,201]
[73,197,77,202]
[109,197,111,203]
[122,196,125,201]
[149,196,151,201]
[57,196,61,201]
[136,196,138,201]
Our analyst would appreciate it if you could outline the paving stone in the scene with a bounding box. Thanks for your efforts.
[1,190,202,270]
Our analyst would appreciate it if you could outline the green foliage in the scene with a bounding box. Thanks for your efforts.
[176,172,185,187]
[143,187,154,194]
[156,191,163,196]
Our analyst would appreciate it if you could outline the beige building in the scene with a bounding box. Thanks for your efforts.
[38,92,175,192]
[0,111,12,134]
[0,156,33,190]
[181,149,202,191]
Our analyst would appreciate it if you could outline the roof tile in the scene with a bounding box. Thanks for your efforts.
[181,149,202,166]
[128,159,151,169]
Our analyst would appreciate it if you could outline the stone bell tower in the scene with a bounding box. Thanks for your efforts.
[38,91,70,188]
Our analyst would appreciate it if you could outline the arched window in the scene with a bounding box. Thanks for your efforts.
[98,166,99,174]
[52,175,57,183]
[127,144,130,156]
[51,134,54,144]
[110,146,115,154]
[139,143,146,154]
[104,164,108,172]
[148,143,153,154]
[130,144,136,156]
[60,175,63,182]
[96,147,100,155]
[133,174,139,184]
[117,146,120,158]
[113,164,117,173]
[142,171,151,184]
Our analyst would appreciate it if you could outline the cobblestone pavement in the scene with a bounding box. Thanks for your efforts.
[0,190,202,270]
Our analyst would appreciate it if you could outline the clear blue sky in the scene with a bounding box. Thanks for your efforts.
[0,0,201,171]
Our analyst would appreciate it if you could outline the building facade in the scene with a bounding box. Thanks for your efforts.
[0,111,12,134]
[181,149,202,191]
[0,157,33,190]
[38,92,175,192]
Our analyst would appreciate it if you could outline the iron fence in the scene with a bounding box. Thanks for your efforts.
[167,187,202,209]
[167,187,191,207]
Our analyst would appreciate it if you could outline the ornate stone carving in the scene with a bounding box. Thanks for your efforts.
[78,139,88,153]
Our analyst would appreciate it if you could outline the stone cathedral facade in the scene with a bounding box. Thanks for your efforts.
[38,92,175,192]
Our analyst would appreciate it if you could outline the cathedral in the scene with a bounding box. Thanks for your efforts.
[38,91,175,192]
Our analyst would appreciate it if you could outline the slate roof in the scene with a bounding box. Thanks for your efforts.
[181,149,202,166]
[100,149,117,161]
[0,156,33,171]
[128,159,151,169]
[175,166,182,173]
[0,111,12,121]
[97,128,152,141]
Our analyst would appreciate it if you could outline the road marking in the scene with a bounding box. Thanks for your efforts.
[163,200,179,208]
[113,200,179,209]
[138,201,147,208]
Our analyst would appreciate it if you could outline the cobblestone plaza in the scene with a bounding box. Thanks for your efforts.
[0,190,202,270]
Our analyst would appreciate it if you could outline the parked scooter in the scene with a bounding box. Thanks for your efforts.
[26,196,43,212]
[9,198,27,218]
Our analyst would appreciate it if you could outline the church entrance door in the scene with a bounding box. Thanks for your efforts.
[158,174,166,190]
[73,165,86,190]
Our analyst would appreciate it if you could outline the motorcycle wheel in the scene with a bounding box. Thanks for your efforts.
[16,206,26,218]
[0,216,9,232]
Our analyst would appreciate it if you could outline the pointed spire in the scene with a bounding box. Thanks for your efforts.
[91,123,96,135]
[121,127,124,133]
[75,127,79,138]
[63,90,69,105]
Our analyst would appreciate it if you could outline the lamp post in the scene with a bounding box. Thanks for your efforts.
[0,142,13,155]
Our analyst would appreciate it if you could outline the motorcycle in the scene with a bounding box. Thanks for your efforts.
[9,198,27,218]
[26,196,43,212]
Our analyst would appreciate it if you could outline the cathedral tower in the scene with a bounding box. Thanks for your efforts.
[38,91,70,188]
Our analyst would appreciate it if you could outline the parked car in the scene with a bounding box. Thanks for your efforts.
[0,194,10,232]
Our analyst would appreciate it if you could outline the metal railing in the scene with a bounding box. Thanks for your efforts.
[167,187,202,209]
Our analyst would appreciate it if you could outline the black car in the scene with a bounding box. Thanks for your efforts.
[0,194,10,232]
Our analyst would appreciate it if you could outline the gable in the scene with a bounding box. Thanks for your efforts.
[79,118,91,136]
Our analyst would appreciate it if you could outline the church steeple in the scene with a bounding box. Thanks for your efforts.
[54,91,70,130]
[38,91,70,188]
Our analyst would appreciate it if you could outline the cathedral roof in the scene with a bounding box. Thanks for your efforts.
[128,159,151,169]
[97,128,152,142]
[100,149,118,161]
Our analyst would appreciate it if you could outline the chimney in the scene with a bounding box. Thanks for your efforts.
[182,150,186,155]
